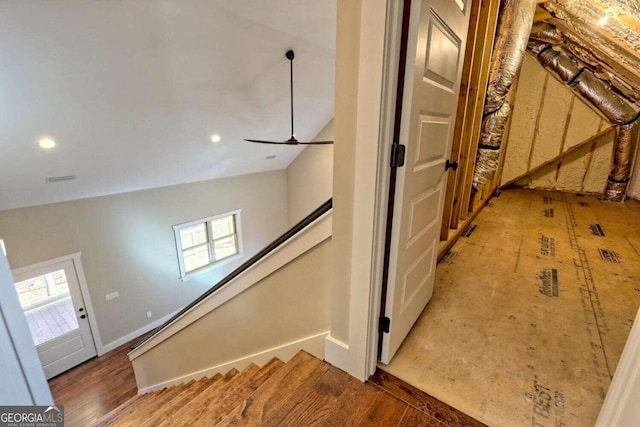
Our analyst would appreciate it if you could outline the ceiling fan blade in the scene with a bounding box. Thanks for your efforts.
[298,140,334,145]
[244,139,299,145]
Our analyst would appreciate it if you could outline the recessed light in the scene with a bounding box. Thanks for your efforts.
[210,134,221,143]
[38,137,56,149]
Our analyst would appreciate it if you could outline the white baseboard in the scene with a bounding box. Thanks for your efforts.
[137,331,329,394]
[324,334,351,375]
[98,310,178,355]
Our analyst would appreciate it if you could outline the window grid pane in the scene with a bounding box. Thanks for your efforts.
[183,243,211,272]
[179,223,208,249]
[210,215,235,239]
[176,212,240,277]
[213,235,238,261]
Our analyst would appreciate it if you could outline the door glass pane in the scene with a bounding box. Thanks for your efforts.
[213,236,237,260]
[180,223,208,249]
[183,244,211,272]
[14,269,79,346]
[211,215,235,239]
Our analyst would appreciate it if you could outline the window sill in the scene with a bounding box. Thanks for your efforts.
[179,252,243,282]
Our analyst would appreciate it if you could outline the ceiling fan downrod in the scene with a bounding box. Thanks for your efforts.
[244,49,334,146]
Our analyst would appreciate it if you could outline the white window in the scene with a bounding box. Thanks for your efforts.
[173,210,242,279]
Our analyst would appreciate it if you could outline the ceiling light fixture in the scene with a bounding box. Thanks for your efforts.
[38,137,56,149]
[210,134,221,143]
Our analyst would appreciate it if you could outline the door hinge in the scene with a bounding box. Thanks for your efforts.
[379,316,391,333]
[445,159,458,171]
[390,143,406,168]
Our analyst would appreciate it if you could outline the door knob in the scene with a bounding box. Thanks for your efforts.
[445,160,458,171]
[80,314,86,319]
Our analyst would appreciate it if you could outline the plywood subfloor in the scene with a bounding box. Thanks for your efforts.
[383,188,640,427]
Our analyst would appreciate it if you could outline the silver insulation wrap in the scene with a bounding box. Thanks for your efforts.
[570,72,639,125]
[473,101,512,187]
[604,124,638,201]
[537,48,581,83]
[472,0,537,191]
[528,36,640,200]
[480,101,512,149]
[484,0,538,113]
[473,148,501,188]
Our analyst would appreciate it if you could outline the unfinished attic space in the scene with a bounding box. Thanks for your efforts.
[383,0,640,426]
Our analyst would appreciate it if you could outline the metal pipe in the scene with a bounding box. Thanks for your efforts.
[484,0,537,114]
[472,0,537,189]
[528,41,640,200]
[605,124,638,201]
[570,72,639,125]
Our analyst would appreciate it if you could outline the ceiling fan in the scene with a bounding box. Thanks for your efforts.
[244,50,333,145]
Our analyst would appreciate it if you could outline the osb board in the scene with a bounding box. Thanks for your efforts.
[501,54,611,192]
[382,188,640,427]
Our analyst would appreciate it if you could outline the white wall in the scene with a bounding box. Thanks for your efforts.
[287,119,334,226]
[597,308,640,426]
[326,0,390,380]
[131,237,332,391]
[0,252,52,405]
[0,171,288,351]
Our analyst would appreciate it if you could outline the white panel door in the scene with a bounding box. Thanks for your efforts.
[380,0,470,364]
[14,259,96,379]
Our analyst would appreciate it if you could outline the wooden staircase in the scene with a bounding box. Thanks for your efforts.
[92,351,484,426]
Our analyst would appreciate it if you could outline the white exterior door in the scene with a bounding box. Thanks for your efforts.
[13,258,96,379]
[380,0,470,364]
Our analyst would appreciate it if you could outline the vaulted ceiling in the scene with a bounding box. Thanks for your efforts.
[0,1,336,211]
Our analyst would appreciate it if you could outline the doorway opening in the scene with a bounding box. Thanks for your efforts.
[12,254,98,379]
[375,0,640,425]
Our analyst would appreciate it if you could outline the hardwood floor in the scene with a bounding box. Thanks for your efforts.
[87,350,482,426]
[48,338,139,427]
[49,339,481,426]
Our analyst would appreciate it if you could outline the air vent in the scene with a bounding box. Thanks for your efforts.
[46,175,76,183]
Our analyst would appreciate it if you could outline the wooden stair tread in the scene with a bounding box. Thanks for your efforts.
[91,384,174,427]
[190,358,285,426]
[140,373,224,427]
[274,362,355,426]
[311,376,381,427]
[214,351,324,426]
[158,368,239,426]
[170,363,261,426]
[98,351,484,426]
[93,380,194,427]
[90,391,151,427]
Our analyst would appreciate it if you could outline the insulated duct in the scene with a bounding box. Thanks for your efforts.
[472,0,537,190]
[528,42,640,201]
[605,124,637,201]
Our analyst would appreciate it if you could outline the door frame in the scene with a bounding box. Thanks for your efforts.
[11,252,103,357]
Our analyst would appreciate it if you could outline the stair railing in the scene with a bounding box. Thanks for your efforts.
[131,198,332,350]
